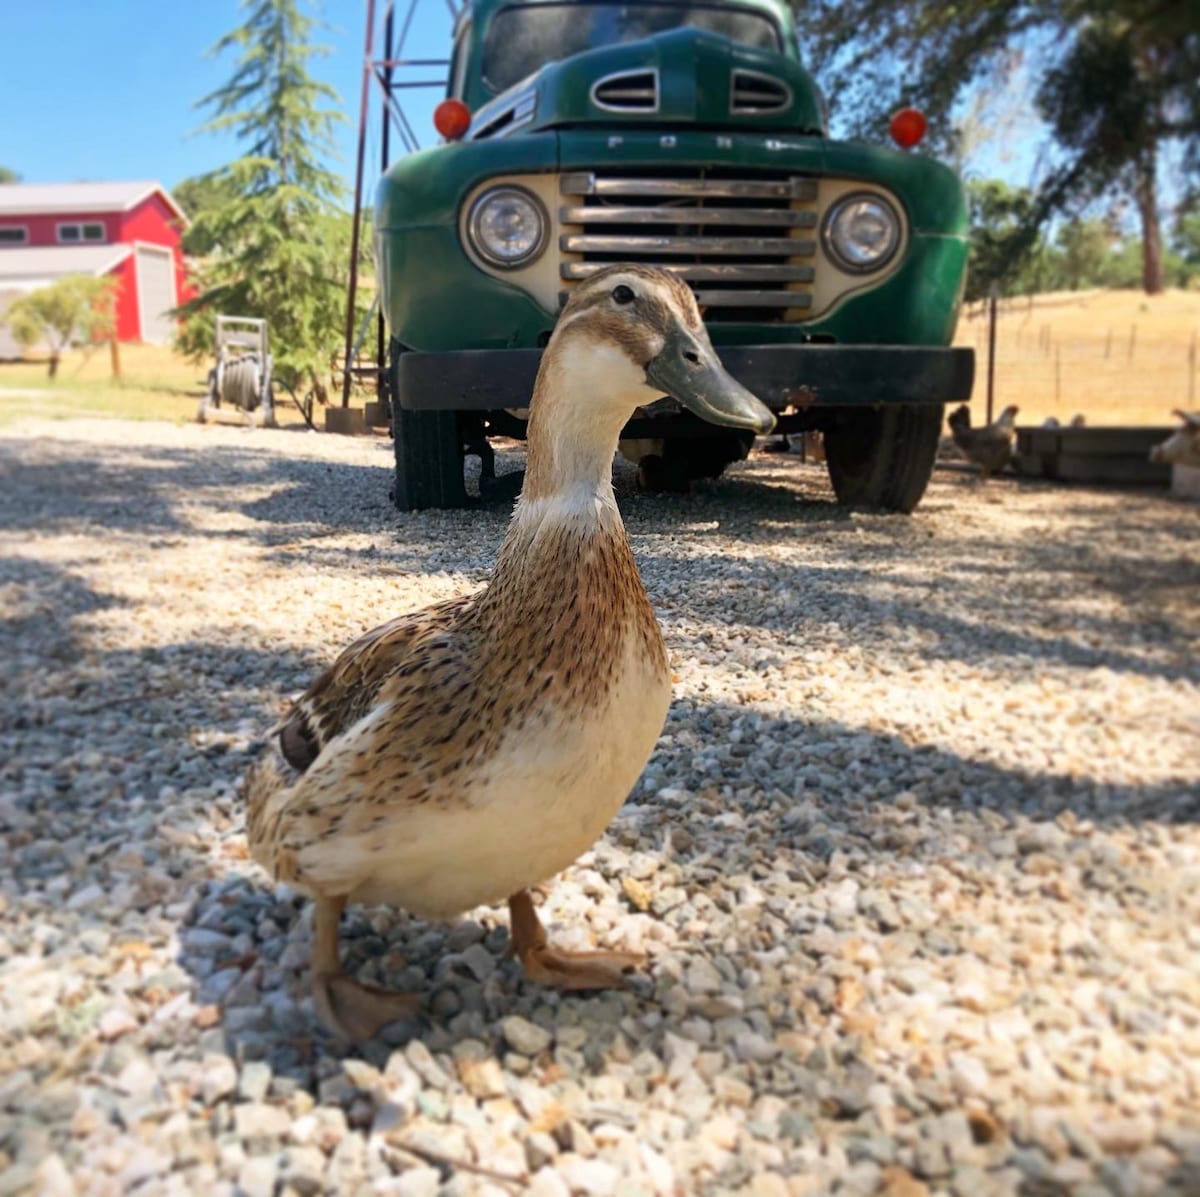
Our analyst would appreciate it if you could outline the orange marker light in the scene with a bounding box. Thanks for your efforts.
[889,107,927,149]
[434,99,471,141]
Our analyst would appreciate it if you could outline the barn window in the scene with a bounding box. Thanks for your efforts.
[0,226,28,245]
[57,222,106,244]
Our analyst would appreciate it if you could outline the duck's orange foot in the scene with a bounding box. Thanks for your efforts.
[520,945,644,991]
[508,889,643,992]
[312,971,421,1043]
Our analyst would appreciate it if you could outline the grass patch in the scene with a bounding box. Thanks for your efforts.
[0,343,317,428]
[0,343,204,426]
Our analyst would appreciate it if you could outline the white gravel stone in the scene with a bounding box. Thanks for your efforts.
[501,1015,553,1056]
[200,1055,239,1104]
[97,1007,139,1042]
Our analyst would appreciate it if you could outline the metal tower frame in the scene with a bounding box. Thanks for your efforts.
[340,0,461,408]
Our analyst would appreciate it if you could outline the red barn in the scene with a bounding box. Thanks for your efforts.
[0,180,192,348]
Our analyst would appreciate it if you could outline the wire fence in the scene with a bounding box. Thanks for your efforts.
[956,291,1199,426]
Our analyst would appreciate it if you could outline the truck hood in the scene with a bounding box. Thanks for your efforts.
[466,27,826,141]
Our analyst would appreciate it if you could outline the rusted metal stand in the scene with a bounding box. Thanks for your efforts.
[339,0,458,412]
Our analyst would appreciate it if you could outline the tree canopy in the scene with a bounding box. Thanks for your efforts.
[795,0,1200,294]
[175,0,351,400]
[172,171,242,256]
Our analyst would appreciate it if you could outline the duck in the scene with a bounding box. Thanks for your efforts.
[246,264,776,1042]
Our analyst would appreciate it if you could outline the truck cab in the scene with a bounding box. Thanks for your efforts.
[375,0,974,511]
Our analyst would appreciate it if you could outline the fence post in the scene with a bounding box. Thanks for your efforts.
[986,283,998,425]
[1190,330,1197,407]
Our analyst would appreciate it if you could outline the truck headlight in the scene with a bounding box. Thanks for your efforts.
[467,187,547,268]
[822,193,900,273]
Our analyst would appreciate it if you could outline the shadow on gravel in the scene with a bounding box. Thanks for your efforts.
[0,556,129,669]
[0,436,396,540]
[0,443,193,536]
[634,503,1200,687]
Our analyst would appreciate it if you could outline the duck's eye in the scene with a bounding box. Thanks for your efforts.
[611,284,635,306]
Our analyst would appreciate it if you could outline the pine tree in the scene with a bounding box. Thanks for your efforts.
[176,0,350,399]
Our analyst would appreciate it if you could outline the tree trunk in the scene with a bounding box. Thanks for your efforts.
[1134,147,1164,295]
[47,353,59,379]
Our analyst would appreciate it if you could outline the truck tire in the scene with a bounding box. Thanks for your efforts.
[824,404,944,513]
[390,341,467,511]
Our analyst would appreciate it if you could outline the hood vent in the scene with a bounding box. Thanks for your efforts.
[731,70,791,115]
[591,69,658,113]
[470,91,536,140]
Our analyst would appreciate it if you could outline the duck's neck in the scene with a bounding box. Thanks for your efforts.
[481,340,665,672]
[518,340,643,514]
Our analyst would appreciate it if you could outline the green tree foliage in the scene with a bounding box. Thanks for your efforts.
[1171,210,1200,286]
[175,0,349,400]
[795,0,1200,294]
[1055,216,1114,291]
[0,166,20,184]
[172,171,242,256]
[4,275,117,377]
[964,180,1040,300]
[965,181,1189,295]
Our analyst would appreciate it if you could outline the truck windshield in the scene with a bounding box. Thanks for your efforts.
[482,2,781,93]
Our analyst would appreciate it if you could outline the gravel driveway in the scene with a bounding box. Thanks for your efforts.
[1,417,1198,1197]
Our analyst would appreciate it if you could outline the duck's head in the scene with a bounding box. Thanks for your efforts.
[543,265,776,436]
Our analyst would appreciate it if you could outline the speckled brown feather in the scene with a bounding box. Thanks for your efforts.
[278,594,478,770]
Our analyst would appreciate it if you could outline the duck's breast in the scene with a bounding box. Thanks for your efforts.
[348,627,671,917]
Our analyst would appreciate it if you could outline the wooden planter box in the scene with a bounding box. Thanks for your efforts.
[1013,426,1174,486]
[325,406,366,436]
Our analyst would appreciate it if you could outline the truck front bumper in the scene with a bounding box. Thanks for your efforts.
[394,344,974,414]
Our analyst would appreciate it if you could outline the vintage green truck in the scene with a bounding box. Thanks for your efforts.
[374,0,974,512]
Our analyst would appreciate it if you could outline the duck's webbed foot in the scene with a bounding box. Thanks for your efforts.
[508,890,643,992]
[311,896,420,1043]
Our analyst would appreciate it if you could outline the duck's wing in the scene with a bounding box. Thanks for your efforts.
[249,610,488,896]
[278,593,478,771]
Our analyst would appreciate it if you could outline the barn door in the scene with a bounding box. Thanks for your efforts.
[135,246,177,344]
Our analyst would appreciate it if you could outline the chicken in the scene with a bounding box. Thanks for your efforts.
[947,403,1019,478]
[1150,410,1200,467]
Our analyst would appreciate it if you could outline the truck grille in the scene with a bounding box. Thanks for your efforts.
[559,170,818,321]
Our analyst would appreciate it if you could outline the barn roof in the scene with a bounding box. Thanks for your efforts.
[0,180,187,221]
[0,244,134,287]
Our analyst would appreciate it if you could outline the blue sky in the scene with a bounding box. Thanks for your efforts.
[0,1,455,197]
[0,0,1048,203]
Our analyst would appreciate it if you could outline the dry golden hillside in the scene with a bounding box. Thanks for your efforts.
[955,287,1199,427]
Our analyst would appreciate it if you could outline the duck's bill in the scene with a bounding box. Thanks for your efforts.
[645,327,776,435]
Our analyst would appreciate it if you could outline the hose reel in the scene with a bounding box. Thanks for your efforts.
[197,316,277,428]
